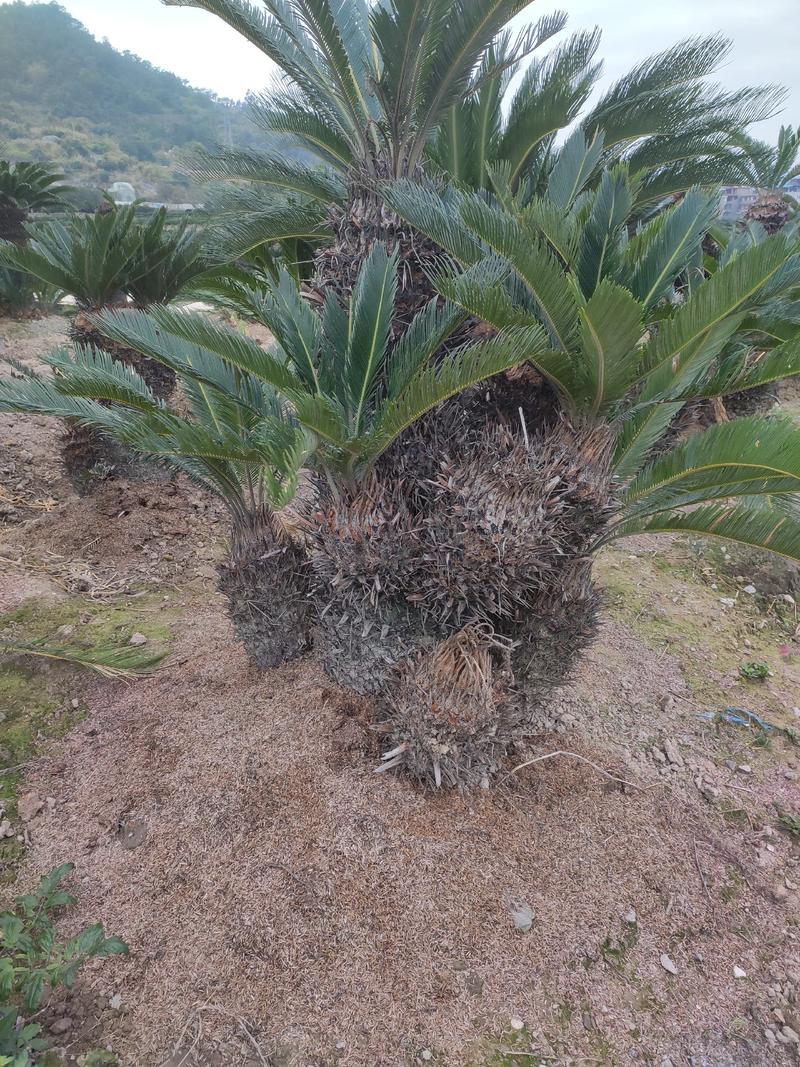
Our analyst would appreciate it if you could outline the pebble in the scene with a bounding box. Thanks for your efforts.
[660,954,678,975]
[110,993,122,1010]
[719,597,736,607]
[743,584,757,595]
[774,886,790,903]
[509,1017,525,1031]
[128,632,148,647]
[420,1051,432,1062]
[733,965,747,979]
[50,1017,72,1035]
[663,740,684,767]
[782,1026,800,1044]
[737,764,752,775]
[624,908,637,925]
[70,698,79,709]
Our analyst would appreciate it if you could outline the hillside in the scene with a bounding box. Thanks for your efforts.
[0,1,259,202]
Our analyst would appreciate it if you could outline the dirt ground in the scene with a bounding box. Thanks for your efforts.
[1,314,800,1067]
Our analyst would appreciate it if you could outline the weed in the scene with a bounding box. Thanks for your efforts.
[0,864,127,1065]
[738,661,769,682]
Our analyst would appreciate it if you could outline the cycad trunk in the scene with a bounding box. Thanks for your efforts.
[0,205,26,245]
[743,191,793,235]
[310,389,616,788]
[70,313,176,401]
[312,169,446,335]
[219,511,314,669]
[62,310,177,492]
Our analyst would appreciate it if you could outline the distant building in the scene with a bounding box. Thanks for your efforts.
[719,185,759,222]
[783,177,800,203]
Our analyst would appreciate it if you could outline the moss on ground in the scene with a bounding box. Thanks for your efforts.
[596,544,797,720]
[0,592,174,882]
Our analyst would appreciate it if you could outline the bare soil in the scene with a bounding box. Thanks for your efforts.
[1,315,799,1067]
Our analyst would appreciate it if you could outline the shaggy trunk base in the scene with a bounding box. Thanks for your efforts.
[218,519,314,670]
[379,625,527,789]
[71,319,177,401]
[311,405,615,787]
[61,422,173,495]
[743,192,793,235]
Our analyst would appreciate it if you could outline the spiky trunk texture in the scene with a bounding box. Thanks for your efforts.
[70,316,177,401]
[218,513,314,670]
[743,192,793,235]
[0,205,26,245]
[59,312,178,492]
[379,625,527,788]
[310,390,616,788]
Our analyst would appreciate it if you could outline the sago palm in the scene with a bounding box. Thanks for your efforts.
[0,243,538,670]
[4,175,800,789]
[0,159,70,244]
[0,157,71,315]
[173,0,780,295]
[336,156,800,786]
[729,124,800,234]
[0,206,214,484]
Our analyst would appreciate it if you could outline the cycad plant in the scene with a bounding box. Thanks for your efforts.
[0,158,70,315]
[0,159,69,244]
[170,1,780,300]
[0,244,536,670]
[729,124,800,234]
[3,174,800,789]
[0,206,213,484]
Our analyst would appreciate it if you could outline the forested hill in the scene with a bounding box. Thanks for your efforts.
[0,1,259,201]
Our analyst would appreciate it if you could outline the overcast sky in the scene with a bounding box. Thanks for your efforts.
[5,0,797,139]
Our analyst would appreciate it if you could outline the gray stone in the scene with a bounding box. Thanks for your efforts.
[660,954,678,975]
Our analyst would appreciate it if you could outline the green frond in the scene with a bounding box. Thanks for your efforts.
[188,147,347,203]
[603,501,800,564]
[622,416,800,515]
[344,241,398,430]
[623,189,718,308]
[576,279,645,414]
[93,307,300,397]
[380,179,484,265]
[499,29,602,189]
[458,194,580,350]
[546,126,605,212]
[576,166,633,298]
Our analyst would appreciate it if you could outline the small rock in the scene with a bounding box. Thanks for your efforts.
[17,792,43,822]
[651,747,667,764]
[420,1052,432,1063]
[737,764,752,775]
[50,1017,73,1035]
[663,740,684,768]
[720,597,736,607]
[765,1028,778,1046]
[110,993,122,1010]
[55,624,74,638]
[662,1058,675,1067]
[128,632,148,647]
[71,698,79,709]
[624,908,637,925]
[660,954,678,975]
[733,965,747,979]
[781,594,796,605]
[774,886,790,903]
[509,901,535,934]
[782,1026,800,1044]
[0,819,13,838]
[786,878,798,891]
[659,695,676,714]
[743,584,757,595]
[509,1016,525,1031]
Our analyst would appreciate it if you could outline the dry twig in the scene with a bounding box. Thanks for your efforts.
[504,750,642,790]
